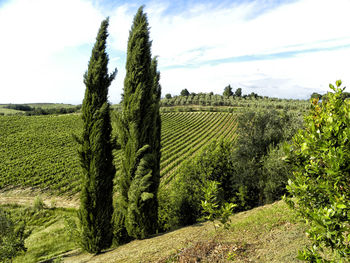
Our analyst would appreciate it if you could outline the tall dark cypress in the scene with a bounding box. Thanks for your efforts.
[77,18,116,254]
[113,6,161,242]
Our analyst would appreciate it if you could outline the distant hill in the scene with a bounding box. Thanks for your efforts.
[0,112,236,194]
[0,103,81,116]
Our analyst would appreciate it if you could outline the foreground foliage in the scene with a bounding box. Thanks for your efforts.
[160,139,236,229]
[233,109,302,209]
[286,81,350,262]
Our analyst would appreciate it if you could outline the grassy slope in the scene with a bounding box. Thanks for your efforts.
[0,107,24,115]
[71,201,307,263]
[6,200,307,263]
[0,204,78,263]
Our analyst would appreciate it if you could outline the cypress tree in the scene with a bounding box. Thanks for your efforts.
[113,6,161,242]
[77,18,116,254]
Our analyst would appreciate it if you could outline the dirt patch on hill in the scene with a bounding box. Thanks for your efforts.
[0,186,79,209]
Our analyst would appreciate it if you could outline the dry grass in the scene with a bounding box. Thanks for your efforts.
[62,201,308,263]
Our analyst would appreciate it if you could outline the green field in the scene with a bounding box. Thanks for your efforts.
[0,112,236,194]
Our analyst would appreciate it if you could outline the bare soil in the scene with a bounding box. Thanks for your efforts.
[0,186,79,209]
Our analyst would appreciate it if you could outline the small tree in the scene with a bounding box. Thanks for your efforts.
[77,17,116,253]
[232,109,301,209]
[223,85,233,97]
[180,89,190,96]
[200,181,236,232]
[286,80,350,262]
[165,93,172,99]
[235,88,242,97]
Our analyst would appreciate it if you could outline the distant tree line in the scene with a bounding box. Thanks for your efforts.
[160,92,309,113]
[4,104,33,111]
[3,104,81,115]
[165,86,258,102]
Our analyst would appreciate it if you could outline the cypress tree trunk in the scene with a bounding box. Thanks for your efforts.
[113,6,161,242]
[77,18,117,254]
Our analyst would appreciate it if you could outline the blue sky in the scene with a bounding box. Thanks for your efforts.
[0,0,349,104]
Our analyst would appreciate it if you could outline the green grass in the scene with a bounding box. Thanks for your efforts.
[11,200,305,263]
[0,112,236,194]
[0,204,78,263]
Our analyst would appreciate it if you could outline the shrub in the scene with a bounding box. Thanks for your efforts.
[33,196,45,211]
[200,180,236,232]
[162,139,235,229]
[285,80,350,262]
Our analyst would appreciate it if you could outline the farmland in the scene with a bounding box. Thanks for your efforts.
[0,111,236,194]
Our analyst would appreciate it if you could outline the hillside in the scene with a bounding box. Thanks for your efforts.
[1,200,308,263]
[0,108,310,263]
[0,112,236,194]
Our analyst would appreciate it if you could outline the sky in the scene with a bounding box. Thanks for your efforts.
[0,0,349,104]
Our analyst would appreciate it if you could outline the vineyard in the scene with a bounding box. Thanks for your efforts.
[0,112,236,194]
[0,115,82,193]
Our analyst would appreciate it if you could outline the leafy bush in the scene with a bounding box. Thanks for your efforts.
[33,195,45,211]
[285,81,350,262]
[160,139,235,229]
[200,180,236,231]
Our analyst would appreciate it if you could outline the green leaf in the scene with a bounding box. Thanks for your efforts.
[301,142,308,152]
[336,80,342,88]
[336,204,346,209]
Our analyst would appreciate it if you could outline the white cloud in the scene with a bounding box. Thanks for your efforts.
[143,0,350,98]
[148,0,350,65]
[0,0,349,103]
[0,0,103,103]
[160,47,350,99]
